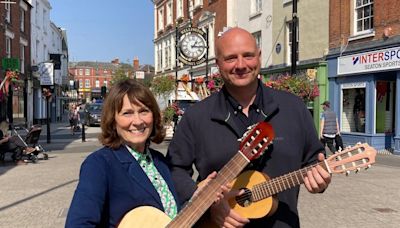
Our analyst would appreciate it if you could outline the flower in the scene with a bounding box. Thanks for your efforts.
[206,73,224,93]
[265,73,319,103]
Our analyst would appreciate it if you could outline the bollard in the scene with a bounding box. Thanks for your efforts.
[82,121,86,142]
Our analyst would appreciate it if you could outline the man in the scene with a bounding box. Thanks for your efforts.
[320,101,341,153]
[166,27,331,227]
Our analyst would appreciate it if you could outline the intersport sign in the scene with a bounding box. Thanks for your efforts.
[338,46,400,75]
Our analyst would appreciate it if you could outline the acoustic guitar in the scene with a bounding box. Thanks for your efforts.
[118,121,275,228]
[228,143,377,219]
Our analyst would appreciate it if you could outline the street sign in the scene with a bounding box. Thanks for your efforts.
[39,62,54,86]
[2,58,20,71]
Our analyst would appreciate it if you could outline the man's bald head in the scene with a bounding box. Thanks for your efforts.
[215,27,258,59]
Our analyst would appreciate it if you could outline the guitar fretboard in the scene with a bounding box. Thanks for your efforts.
[167,152,250,227]
[251,162,326,201]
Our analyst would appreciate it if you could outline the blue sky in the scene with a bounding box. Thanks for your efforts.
[50,1,155,65]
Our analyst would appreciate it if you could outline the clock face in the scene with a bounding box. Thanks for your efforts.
[180,33,207,60]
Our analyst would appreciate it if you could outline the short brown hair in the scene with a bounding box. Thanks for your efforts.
[99,79,165,149]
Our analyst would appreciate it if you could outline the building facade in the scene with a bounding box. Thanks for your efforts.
[153,0,230,101]
[0,0,32,125]
[260,0,330,129]
[326,0,400,154]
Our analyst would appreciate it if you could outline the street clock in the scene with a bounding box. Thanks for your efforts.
[178,27,208,66]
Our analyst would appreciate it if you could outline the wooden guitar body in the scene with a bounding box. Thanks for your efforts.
[118,206,171,228]
[229,170,278,219]
[229,143,376,220]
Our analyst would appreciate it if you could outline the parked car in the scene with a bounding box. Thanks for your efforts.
[84,103,102,126]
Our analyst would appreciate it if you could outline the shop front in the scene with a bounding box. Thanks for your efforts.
[327,46,400,155]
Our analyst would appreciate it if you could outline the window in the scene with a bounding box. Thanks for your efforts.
[157,44,163,70]
[6,37,11,58]
[103,81,108,87]
[166,1,172,26]
[253,31,262,49]
[85,69,90,75]
[176,0,183,19]
[43,9,47,32]
[85,79,90,88]
[375,81,394,134]
[5,2,11,23]
[251,0,262,15]
[165,40,171,68]
[158,8,164,31]
[20,45,25,73]
[287,21,299,65]
[20,9,25,32]
[341,88,366,133]
[194,0,203,8]
[79,69,83,75]
[355,0,374,33]
[95,80,100,88]
[79,79,83,88]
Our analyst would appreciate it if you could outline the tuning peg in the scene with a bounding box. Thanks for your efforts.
[367,164,371,169]
[237,138,242,142]
[356,142,362,145]
[355,167,361,173]
[346,171,350,176]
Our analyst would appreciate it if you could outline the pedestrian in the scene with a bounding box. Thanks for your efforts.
[65,79,217,227]
[320,101,342,153]
[166,27,331,227]
[69,104,80,135]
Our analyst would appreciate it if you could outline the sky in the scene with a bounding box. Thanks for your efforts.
[50,0,155,65]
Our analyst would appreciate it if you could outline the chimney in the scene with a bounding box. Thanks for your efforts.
[133,57,139,71]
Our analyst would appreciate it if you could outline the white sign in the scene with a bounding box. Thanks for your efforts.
[341,82,366,89]
[338,46,400,75]
[135,71,145,79]
[39,62,54,85]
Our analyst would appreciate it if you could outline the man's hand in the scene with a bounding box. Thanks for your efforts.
[304,153,331,193]
[210,185,250,228]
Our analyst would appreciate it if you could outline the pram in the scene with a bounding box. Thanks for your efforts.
[5,124,48,163]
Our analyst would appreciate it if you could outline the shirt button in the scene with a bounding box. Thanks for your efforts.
[234,111,238,115]
[256,109,260,113]
[238,106,242,110]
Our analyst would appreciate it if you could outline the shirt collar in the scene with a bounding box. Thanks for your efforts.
[224,81,263,113]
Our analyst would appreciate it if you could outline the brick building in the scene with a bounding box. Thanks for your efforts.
[326,0,400,154]
[0,0,32,124]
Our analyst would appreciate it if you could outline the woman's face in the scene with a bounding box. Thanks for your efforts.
[115,95,153,152]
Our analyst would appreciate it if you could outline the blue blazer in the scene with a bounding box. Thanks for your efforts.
[65,145,180,228]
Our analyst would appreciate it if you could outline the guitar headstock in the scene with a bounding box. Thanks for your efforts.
[239,122,275,161]
[325,143,377,175]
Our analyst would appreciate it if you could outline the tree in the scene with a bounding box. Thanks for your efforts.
[111,68,130,85]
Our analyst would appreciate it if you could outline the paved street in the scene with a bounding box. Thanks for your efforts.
[0,121,399,227]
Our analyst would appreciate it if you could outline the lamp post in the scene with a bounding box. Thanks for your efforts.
[290,0,298,76]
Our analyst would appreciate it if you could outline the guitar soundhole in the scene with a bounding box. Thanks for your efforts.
[236,188,253,207]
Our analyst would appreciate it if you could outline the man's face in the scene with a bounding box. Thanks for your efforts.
[216,29,261,90]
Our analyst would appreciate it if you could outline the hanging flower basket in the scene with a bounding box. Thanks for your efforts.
[265,73,319,103]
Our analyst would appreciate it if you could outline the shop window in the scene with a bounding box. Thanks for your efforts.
[376,81,395,133]
[341,88,365,133]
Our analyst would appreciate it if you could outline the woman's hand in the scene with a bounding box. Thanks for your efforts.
[210,185,249,228]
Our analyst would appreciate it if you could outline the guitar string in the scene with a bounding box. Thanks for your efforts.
[173,153,249,226]
[235,163,320,204]
[178,135,273,225]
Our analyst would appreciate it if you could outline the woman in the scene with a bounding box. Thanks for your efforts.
[65,80,180,227]
[69,104,80,135]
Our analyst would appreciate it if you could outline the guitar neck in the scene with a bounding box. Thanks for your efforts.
[168,152,250,227]
[251,161,327,201]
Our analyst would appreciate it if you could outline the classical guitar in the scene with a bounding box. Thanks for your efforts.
[118,122,275,228]
[228,143,377,219]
